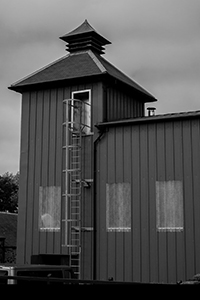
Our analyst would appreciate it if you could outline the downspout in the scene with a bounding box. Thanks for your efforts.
[93,126,106,280]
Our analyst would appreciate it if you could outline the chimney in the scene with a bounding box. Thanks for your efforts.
[147,107,156,116]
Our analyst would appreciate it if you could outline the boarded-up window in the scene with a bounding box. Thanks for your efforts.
[39,186,61,231]
[156,181,183,232]
[106,183,131,232]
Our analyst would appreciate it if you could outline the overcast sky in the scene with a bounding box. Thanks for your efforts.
[1,0,200,174]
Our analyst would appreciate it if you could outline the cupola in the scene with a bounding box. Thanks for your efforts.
[59,19,111,55]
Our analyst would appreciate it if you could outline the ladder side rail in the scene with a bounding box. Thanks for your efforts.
[63,99,83,278]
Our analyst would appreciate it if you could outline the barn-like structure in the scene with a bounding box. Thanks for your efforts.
[9,20,200,283]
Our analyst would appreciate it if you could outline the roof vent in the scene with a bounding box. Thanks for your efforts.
[59,19,111,55]
[147,107,156,116]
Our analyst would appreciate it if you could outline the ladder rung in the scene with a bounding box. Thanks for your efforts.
[66,245,81,248]
[68,145,81,149]
[71,137,81,141]
[62,193,80,197]
[70,199,80,202]
[69,150,81,153]
[68,192,81,195]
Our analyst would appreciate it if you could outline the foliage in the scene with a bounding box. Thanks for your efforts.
[0,172,19,213]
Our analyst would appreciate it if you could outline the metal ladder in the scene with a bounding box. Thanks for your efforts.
[62,99,83,279]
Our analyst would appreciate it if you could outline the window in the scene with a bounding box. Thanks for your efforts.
[156,180,183,232]
[39,186,61,231]
[72,90,91,134]
[106,183,131,232]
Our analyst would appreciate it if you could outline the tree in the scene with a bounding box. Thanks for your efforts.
[0,172,19,213]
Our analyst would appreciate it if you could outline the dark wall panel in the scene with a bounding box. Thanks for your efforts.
[17,92,30,264]
[32,90,44,256]
[25,91,37,261]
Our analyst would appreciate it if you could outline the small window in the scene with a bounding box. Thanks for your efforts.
[106,183,131,232]
[72,90,91,134]
[39,186,61,231]
[156,180,184,232]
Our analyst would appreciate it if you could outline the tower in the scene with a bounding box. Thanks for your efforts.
[9,20,156,279]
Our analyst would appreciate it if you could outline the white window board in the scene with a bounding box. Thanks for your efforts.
[106,182,131,232]
[156,180,183,232]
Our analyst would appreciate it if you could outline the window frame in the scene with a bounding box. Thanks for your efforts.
[71,89,92,134]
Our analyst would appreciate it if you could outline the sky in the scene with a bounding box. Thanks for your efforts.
[0,0,200,174]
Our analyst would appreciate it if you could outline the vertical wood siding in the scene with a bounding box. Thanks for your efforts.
[17,81,102,279]
[17,88,64,264]
[105,85,144,121]
[96,116,200,283]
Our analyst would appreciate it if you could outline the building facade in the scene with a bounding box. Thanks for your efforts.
[9,20,200,283]
[95,112,200,282]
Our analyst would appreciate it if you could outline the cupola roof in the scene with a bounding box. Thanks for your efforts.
[59,19,111,55]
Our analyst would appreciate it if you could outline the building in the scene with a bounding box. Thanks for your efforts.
[9,20,200,283]
[0,212,17,263]
[95,111,200,283]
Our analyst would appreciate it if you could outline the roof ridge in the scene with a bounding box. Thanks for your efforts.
[98,55,156,99]
[87,50,107,73]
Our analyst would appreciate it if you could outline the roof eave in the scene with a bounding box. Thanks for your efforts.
[8,73,157,103]
[96,110,200,129]
[8,73,106,93]
[104,73,157,103]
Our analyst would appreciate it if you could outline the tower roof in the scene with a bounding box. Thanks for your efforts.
[8,50,156,101]
[59,20,111,55]
[8,20,157,102]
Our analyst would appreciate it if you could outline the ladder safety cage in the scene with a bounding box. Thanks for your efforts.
[62,98,91,279]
